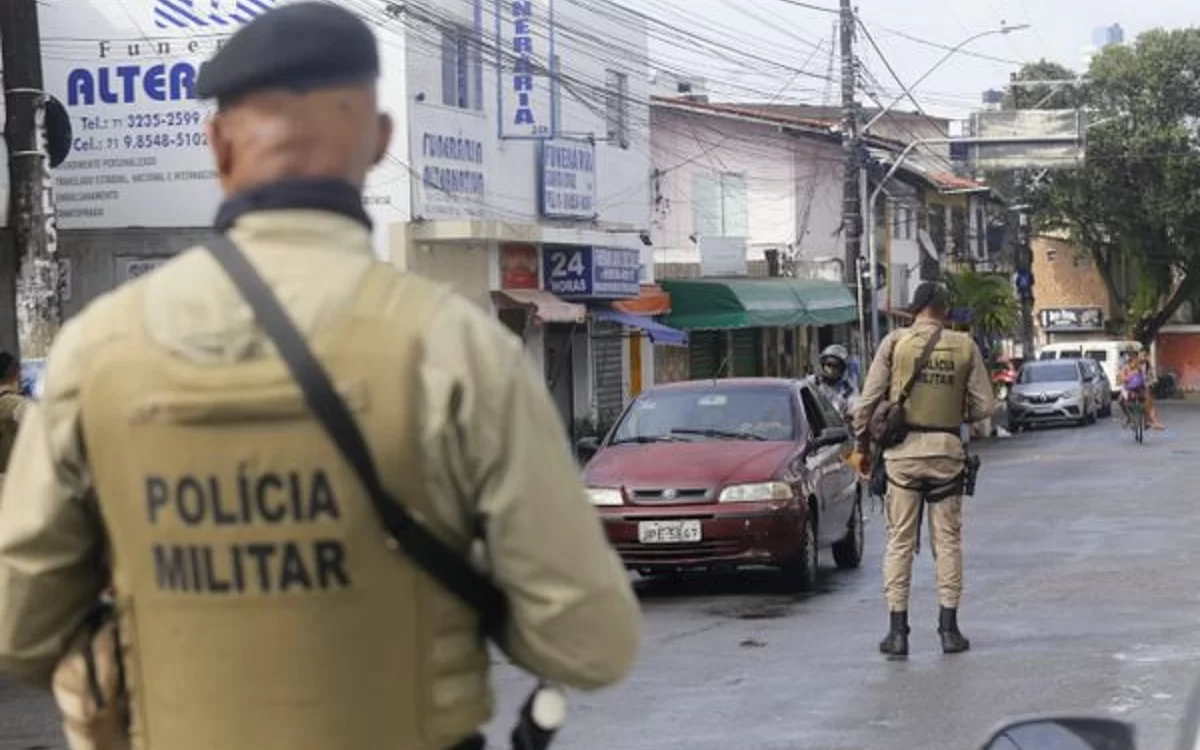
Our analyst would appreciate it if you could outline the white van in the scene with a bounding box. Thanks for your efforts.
[1037,340,1142,395]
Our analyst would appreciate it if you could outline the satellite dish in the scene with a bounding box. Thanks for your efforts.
[43,95,73,168]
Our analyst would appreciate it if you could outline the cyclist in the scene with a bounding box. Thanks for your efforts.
[1117,351,1147,428]
[1139,350,1166,430]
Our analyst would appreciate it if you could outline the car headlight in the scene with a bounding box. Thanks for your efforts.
[1061,389,1080,399]
[718,481,794,503]
[586,487,624,506]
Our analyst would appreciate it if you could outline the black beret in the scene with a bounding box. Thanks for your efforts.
[909,281,951,315]
[196,2,380,103]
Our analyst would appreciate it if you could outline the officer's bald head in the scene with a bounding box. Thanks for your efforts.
[195,3,391,195]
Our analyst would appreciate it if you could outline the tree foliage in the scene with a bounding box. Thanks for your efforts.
[945,269,1020,339]
[1024,29,1200,344]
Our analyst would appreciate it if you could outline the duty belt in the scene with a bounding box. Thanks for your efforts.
[906,424,962,437]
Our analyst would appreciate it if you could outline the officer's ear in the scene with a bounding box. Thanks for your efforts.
[372,112,393,167]
[207,115,234,180]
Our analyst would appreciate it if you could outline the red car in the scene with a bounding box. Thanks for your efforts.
[578,378,865,591]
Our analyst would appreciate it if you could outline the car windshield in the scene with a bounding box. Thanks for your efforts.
[610,386,796,443]
[1020,363,1079,384]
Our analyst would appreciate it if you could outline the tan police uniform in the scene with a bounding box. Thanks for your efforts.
[0,385,29,482]
[0,208,641,750]
[853,320,995,628]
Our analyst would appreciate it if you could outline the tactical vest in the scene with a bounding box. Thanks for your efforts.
[0,389,23,472]
[77,264,492,750]
[888,327,973,430]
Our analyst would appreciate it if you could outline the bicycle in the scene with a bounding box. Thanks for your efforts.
[1129,390,1146,444]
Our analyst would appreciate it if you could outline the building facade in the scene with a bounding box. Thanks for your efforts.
[1029,233,1114,347]
[32,0,661,433]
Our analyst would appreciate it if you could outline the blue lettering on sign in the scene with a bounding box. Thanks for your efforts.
[542,246,639,298]
[511,0,535,126]
[421,131,486,198]
[591,247,640,297]
[541,141,596,218]
[67,63,197,107]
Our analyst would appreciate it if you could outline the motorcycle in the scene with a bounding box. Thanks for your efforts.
[992,360,1018,403]
[977,675,1200,749]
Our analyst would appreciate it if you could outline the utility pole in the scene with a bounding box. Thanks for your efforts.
[838,0,863,352]
[2,0,62,360]
[1009,76,1036,359]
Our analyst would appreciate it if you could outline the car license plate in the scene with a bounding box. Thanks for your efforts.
[638,520,702,544]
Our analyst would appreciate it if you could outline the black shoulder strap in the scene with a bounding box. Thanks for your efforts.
[205,234,507,638]
[898,328,944,403]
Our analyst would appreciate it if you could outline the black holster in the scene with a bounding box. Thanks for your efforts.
[449,734,486,750]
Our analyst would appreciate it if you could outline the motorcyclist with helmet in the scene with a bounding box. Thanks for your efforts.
[806,344,860,419]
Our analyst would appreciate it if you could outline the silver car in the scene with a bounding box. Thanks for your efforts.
[1080,358,1113,418]
[1008,359,1096,431]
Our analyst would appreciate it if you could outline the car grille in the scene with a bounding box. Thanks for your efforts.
[615,540,742,561]
[1026,393,1061,404]
[628,487,710,503]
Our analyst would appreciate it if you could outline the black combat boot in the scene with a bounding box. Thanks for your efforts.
[938,607,971,654]
[879,611,909,658]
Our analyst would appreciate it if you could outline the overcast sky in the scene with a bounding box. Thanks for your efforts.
[643,0,1200,121]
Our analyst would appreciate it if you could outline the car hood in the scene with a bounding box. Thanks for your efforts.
[1013,380,1080,395]
[583,440,794,490]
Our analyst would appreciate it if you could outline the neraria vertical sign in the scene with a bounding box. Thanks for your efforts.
[497,0,552,139]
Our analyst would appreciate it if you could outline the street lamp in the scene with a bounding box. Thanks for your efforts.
[860,23,1031,354]
[863,135,1080,352]
[862,24,1032,135]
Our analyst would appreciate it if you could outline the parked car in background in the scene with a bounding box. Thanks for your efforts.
[1080,358,1113,418]
[1038,340,1141,397]
[1008,359,1096,431]
[577,378,864,591]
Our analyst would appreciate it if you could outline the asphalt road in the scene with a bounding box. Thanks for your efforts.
[4,405,1199,749]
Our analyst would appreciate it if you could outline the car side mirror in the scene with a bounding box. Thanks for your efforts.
[979,716,1136,750]
[576,436,601,461]
[815,426,849,447]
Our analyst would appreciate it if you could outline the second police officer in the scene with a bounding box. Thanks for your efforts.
[852,282,996,659]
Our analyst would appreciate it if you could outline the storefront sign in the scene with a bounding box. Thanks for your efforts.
[500,244,539,289]
[410,105,488,219]
[38,0,403,231]
[1039,306,1104,331]
[543,245,639,299]
[498,0,551,138]
[539,140,595,218]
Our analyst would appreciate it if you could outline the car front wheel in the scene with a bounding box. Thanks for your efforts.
[832,491,864,569]
[780,507,818,592]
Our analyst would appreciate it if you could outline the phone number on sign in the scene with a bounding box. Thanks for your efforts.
[126,111,204,128]
[123,132,208,149]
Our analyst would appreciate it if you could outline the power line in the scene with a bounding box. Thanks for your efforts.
[868,22,1024,66]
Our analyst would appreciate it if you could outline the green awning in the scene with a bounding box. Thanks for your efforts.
[660,277,858,330]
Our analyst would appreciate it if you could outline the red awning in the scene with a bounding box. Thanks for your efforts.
[492,290,587,324]
[612,284,672,316]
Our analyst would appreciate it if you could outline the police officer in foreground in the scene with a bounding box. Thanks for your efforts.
[0,4,640,749]
[806,344,859,418]
[851,282,996,659]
